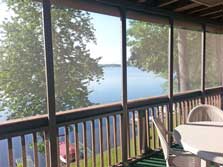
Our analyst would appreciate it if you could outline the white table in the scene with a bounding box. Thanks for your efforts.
[173,122,223,165]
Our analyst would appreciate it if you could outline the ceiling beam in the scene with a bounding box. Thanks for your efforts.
[163,0,196,11]
[93,0,223,25]
[200,9,222,17]
[211,14,223,19]
[193,5,223,16]
[188,6,208,14]
[175,3,201,12]
[158,0,178,7]
[191,0,223,7]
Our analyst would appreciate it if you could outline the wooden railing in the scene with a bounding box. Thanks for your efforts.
[0,86,222,167]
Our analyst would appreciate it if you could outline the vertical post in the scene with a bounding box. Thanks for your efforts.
[168,18,174,144]
[201,24,206,104]
[42,0,58,166]
[120,7,128,166]
[221,89,223,110]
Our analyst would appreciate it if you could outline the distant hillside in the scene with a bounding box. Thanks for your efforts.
[99,64,121,67]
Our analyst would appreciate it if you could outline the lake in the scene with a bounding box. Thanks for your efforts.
[89,66,166,103]
[0,66,166,167]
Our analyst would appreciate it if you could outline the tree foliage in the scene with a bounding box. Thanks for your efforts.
[127,19,222,92]
[127,20,169,76]
[0,0,103,119]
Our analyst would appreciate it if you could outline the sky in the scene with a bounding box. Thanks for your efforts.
[89,13,122,64]
[0,2,131,64]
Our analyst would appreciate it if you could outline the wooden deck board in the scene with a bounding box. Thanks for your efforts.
[129,151,217,167]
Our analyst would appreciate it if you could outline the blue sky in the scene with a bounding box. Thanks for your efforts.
[0,2,131,64]
[87,12,132,64]
[89,13,122,64]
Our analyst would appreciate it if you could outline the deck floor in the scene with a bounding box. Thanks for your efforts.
[130,152,166,167]
[129,145,216,167]
[130,151,217,167]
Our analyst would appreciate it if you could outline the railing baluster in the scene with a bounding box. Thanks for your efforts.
[156,106,161,148]
[113,115,118,163]
[127,112,131,158]
[65,126,70,167]
[148,108,152,149]
[119,114,123,162]
[8,138,14,167]
[132,111,137,156]
[165,105,169,134]
[44,131,50,167]
[179,102,183,124]
[213,96,216,106]
[21,135,27,167]
[216,95,218,107]
[57,130,60,166]
[157,106,161,148]
[184,101,187,123]
[136,111,142,153]
[83,122,87,167]
[33,133,39,167]
[214,96,216,106]
[218,95,221,108]
[174,103,178,127]
[187,100,190,117]
[210,96,213,105]
[161,105,164,123]
[151,107,156,149]
[91,120,96,167]
[106,116,111,166]
[177,103,180,126]
[190,99,193,111]
[74,124,80,167]
[145,109,150,150]
[99,118,104,167]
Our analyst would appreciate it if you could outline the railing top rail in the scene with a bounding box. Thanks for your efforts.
[172,89,202,102]
[0,115,48,139]
[205,86,222,95]
[56,102,122,125]
[127,95,169,110]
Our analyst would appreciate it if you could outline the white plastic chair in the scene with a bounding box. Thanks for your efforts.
[187,104,223,123]
[152,117,201,167]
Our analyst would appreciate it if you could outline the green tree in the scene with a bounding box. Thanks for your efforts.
[127,20,206,92]
[0,0,103,119]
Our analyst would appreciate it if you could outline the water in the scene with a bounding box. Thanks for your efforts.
[0,66,166,166]
[89,66,166,104]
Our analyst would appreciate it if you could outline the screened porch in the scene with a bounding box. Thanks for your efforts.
[0,0,223,167]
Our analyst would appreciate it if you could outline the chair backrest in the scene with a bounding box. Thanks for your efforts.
[187,104,223,122]
[152,117,169,161]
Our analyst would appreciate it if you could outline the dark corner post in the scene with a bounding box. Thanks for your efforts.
[201,24,206,104]
[120,7,129,166]
[42,0,58,166]
[168,17,174,145]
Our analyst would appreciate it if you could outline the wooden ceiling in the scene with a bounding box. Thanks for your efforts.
[136,0,223,22]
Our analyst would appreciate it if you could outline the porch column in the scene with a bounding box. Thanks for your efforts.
[42,0,58,166]
[120,7,129,166]
[201,24,206,104]
[168,18,174,144]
